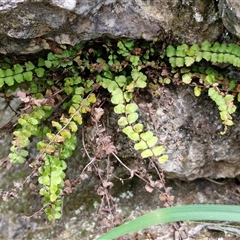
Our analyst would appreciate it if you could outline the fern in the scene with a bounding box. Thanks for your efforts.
[166,41,240,133]
[3,38,240,222]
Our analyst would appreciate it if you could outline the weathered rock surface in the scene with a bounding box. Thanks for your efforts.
[157,87,240,180]
[0,1,240,181]
[115,85,240,181]
[0,0,223,54]
[219,0,240,38]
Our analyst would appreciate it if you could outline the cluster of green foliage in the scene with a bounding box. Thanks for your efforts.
[5,44,99,220]
[1,39,168,220]
[166,41,240,134]
[97,40,167,163]
[2,38,240,223]
[98,40,240,239]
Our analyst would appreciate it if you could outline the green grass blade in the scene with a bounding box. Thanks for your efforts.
[97,204,240,240]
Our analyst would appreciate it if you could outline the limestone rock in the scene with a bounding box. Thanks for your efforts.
[219,0,240,38]
[115,86,240,181]
[0,0,222,54]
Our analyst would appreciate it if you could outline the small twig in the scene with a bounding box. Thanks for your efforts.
[81,128,96,173]
[204,177,225,185]
[111,152,150,184]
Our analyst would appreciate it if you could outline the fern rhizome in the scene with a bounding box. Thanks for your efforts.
[0,39,240,220]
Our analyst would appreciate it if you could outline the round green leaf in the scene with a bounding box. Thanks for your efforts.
[35,68,45,77]
[4,76,14,86]
[73,114,82,125]
[14,64,23,74]
[134,140,148,150]
[152,146,164,156]
[52,121,62,131]
[225,119,234,126]
[38,175,50,185]
[60,148,73,159]
[45,60,52,68]
[184,57,195,67]
[72,94,82,104]
[60,129,71,139]
[140,131,153,141]
[51,166,63,177]
[0,69,5,77]
[146,136,158,148]
[194,86,201,97]
[0,78,4,88]
[114,104,126,114]
[14,73,24,83]
[25,61,35,71]
[50,193,58,202]
[135,79,147,89]
[202,52,211,61]
[166,45,176,57]
[122,126,134,135]
[28,117,39,125]
[141,149,153,158]
[107,81,119,93]
[228,105,236,114]
[23,71,33,81]
[124,92,133,102]
[53,211,62,219]
[182,73,192,84]
[20,149,28,157]
[37,141,47,150]
[126,103,138,114]
[158,154,168,163]
[127,112,138,124]
[133,123,144,133]
[111,89,124,104]
[39,188,47,196]
[61,160,67,170]
[15,156,24,163]
[18,118,27,125]
[87,93,96,103]
[68,121,78,132]
[75,87,84,95]
[118,116,128,126]
[5,69,13,77]
[175,57,184,67]
[115,75,127,87]
[130,55,140,66]
[128,132,140,141]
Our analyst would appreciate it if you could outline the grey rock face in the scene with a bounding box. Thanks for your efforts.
[0,1,240,180]
[219,0,240,38]
[0,0,223,54]
[116,86,240,181]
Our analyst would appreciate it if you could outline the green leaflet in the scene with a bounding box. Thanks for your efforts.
[6,37,240,223]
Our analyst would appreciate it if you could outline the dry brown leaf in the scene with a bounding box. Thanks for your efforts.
[64,186,73,194]
[145,183,154,193]
[64,179,71,187]
[159,193,167,201]
[29,183,37,191]
[2,192,9,202]
[30,98,48,107]
[80,172,89,180]
[13,181,23,190]
[17,90,30,103]
[102,180,114,189]
[93,107,104,122]
[97,186,107,196]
